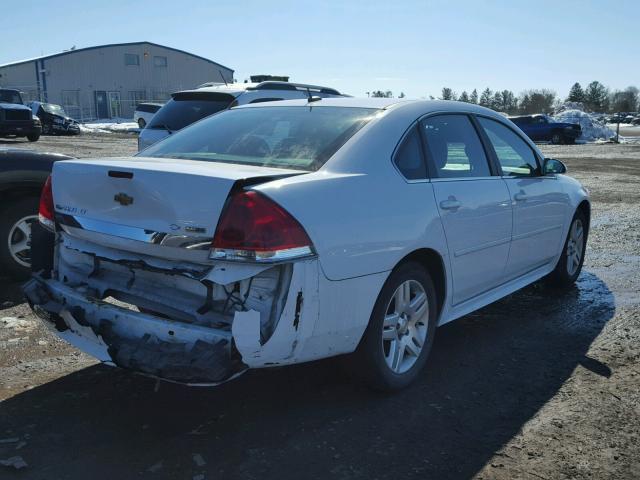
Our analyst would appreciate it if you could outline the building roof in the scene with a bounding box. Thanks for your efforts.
[0,41,233,72]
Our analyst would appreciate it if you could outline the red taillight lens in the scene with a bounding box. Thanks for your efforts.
[212,190,314,262]
[38,175,55,231]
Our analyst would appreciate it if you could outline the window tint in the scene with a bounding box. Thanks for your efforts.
[125,53,139,66]
[420,115,490,178]
[478,117,539,176]
[141,106,378,171]
[393,127,426,180]
[147,94,234,131]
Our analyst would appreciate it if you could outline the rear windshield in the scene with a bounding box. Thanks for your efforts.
[147,93,233,131]
[140,106,379,171]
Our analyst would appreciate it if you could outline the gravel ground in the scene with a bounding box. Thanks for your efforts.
[0,135,639,479]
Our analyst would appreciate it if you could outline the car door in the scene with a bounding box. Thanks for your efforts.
[476,116,570,278]
[420,114,513,305]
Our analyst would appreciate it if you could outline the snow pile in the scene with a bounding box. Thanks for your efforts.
[79,119,139,134]
[554,109,615,142]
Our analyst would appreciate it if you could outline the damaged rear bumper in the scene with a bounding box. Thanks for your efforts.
[24,276,244,385]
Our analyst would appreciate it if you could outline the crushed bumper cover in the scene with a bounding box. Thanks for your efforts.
[24,276,245,385]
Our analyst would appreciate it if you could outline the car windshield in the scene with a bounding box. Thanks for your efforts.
[42,103,67,116]
[141,106,379,171]
[0,90,23,104]
[147,93,234,131]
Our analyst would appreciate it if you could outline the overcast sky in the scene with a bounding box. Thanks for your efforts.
[2,0,638,99]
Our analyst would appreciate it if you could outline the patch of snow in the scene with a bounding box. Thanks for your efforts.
[553,109,615,142]
[79,118,139,134]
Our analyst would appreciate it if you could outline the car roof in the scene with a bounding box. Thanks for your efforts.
[234,97,506,118]
[178,81,344,97]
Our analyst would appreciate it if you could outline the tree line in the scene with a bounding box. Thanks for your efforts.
[368,82,639,115]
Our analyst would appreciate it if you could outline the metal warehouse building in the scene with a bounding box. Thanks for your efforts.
[0,41,234,120]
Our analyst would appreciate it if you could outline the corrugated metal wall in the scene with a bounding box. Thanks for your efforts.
[0,43,233,120]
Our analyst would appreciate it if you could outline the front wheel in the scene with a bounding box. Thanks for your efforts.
[27,133,40,142]
[551,132,562,144]
[137,118,146,129]
[546,210,587,287]
[352,262,438,391]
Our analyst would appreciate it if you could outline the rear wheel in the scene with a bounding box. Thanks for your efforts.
[27,133,40,142]
[353,262,438,391]
[137,118,146,129]
[546,210,587,287]
[551,132,562,144]
[0,197,39,278]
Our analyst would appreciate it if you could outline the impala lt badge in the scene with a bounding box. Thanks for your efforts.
[114,192,134,206]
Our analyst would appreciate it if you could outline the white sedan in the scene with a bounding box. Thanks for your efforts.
[25,98,590,390]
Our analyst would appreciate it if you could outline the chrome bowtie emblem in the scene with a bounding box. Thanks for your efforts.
[114,192,134,206]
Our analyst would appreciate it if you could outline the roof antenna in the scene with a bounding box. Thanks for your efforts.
[306,87,321,104]
[219,69,228,86]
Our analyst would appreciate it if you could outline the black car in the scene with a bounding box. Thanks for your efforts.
[29,101,81,135]
[0,148,73,277]
[0,89,42,142]
[509,114,581,144]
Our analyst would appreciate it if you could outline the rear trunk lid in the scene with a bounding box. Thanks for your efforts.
[52,157,302,249]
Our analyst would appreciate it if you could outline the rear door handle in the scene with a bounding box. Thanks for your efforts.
[440,199,461,210]
[514,192,528,202]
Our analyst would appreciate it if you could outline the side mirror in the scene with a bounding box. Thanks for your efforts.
[544,158,567,175]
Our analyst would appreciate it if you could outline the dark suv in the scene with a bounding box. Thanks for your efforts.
[509,114,581,144]
[0,89,42,142]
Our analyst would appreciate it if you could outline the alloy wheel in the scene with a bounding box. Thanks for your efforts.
[8,215,37,268]
[382,279,429,374]
[566,218,584,276]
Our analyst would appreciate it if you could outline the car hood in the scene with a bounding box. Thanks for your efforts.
[0,102,31,111]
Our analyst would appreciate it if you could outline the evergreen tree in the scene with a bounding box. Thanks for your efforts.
[492,92,503,111]
[584,81,609,112]
[458,91,470,103]
[441,87,456,100]
[567,82,585,103]
[398,92,406,98]
[518,89,557,114]
[479,88,493,107]
[469,89,478,104]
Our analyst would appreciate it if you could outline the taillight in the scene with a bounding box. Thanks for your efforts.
[211,190,314,262]
[38,175,55,231]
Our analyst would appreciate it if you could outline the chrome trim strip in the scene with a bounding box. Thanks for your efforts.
[57,214,212,250]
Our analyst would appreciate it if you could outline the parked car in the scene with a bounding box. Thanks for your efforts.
[0,148,73,278]
[137,81,346,150]
[25,99,590,391]
[133,102,163,129]
[0,89,42,142]
[509,114,581,144]
[28,101,80,135]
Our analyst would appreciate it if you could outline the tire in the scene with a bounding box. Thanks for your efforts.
[27,133,40,142]
[545,210,587,287]
[352,262,438,391]
[565,137,576,145]
[137,118,146,129]
[551,132,562,144]
[0,196,40,279]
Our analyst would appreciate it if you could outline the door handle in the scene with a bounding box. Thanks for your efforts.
[514,192,528,202]
[440,199,461,210]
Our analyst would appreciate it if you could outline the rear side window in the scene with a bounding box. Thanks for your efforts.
[147,93,233,131]
[478,117,540,176]
[141,106,378,171]
[420,115,491,178]
[393,127,426,180]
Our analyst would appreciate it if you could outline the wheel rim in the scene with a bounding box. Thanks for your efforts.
[382,279,429,374]
[566,218,584,276]
[552,134,561,144]
[8,215,37,268]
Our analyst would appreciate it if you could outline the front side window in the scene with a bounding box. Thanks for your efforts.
[142,106,378,171]
[154,56,167,67]
[125,53,139,66]
[420,115,490,178]
[393,126,426,180]
[478,117,540,176]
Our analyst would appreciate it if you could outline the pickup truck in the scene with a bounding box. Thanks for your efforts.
[0,89,42,142]
[0,148,72,277]
[509,114,581,144]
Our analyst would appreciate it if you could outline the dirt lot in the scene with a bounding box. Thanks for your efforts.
[0,135,639,479]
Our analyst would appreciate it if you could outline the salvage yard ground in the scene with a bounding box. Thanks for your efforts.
[0,134,639,479]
